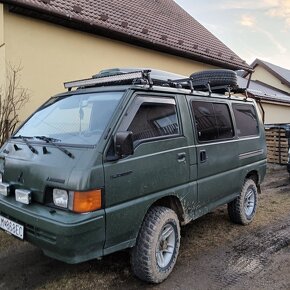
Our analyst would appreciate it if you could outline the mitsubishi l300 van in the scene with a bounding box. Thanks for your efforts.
[0,69,267,283]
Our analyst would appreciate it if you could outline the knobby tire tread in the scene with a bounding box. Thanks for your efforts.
[131,206,180,283]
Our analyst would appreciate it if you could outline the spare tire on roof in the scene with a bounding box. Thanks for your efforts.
[190,69,238,90]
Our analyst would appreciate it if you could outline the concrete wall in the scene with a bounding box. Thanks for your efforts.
[3,7,218,122]
[262,102,290,124]
[0,4,5,91]
[252,65,290,94]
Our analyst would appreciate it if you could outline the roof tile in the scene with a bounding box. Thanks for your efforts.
[2,0,251,70]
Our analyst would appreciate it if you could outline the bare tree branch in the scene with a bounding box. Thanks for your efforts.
[0,65,29,146]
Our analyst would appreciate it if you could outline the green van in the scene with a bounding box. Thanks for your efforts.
[0,69,267,283]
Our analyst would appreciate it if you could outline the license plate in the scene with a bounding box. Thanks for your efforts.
[0,215,24,240]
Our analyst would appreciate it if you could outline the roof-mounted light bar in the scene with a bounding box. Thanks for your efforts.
[64,71,146,90]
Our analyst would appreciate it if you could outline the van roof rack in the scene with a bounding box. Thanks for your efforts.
[64,70,148,91]
[64,68,247,95]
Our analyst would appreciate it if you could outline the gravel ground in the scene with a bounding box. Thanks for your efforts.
[0,164,289,290]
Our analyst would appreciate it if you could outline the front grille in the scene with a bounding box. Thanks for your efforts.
[0,211,56,244]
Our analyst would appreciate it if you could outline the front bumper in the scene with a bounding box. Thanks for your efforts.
[0,196,105,264]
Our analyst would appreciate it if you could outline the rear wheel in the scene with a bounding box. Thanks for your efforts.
[131,206,180,283]
[228,179,258,225]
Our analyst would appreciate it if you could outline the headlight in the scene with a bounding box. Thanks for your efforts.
[52,188,102,213]
[53,189,68,208]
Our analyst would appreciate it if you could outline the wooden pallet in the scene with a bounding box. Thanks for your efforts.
[265,128,289,165]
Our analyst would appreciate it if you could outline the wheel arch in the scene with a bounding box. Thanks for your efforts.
[245,170,260,193]
[150,195,187,225]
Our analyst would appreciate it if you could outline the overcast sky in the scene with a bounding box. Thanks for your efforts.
[175,0,290,69]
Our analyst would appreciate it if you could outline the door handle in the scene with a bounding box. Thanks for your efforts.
[200,150,207,163]
[177,152,186,162]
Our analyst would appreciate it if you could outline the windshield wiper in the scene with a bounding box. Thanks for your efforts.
[34,136,75,159]
[34,136,61,143]
[11,135,38,154]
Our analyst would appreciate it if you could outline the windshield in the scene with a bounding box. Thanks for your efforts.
[15,91,124,145]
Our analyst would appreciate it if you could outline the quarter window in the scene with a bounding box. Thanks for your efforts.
[232,104,259,137]
[128,101,180,142]
[191,101,234,142]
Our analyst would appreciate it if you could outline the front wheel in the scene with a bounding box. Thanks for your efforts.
[228,179,258,225]
[131,206,180,283]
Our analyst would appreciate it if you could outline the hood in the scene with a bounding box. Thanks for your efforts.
[0,140,104,204]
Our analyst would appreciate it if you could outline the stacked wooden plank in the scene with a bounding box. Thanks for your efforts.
[265,128,289,164]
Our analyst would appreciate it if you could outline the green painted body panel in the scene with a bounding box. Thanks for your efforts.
[0,84,267,264]
[1,142,105,193]
[104,136,191,248]
[0,194,105,263]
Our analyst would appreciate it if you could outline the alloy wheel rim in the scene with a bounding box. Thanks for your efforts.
[244,188,255,217]
[156,223,176,269]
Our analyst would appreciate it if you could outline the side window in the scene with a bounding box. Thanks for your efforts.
[128,101,180,142]
[214,103,234,139]
[191,102,217,141]
[191,101,234,142]
[232,104,259,137]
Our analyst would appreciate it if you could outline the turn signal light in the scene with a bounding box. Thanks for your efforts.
[72,189,102,213]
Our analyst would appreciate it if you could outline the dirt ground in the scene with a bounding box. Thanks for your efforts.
[0,165,290,290]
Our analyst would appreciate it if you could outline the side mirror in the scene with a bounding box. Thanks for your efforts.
[115,131,134,158]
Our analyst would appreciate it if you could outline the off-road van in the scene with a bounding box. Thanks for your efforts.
[0,69,267,283]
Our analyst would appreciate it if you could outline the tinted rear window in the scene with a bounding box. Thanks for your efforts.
[232,104,259,137]
[191,101,234,142]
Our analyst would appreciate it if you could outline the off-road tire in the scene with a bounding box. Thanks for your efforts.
[190,69,238,88]
[228,179,258,225]
[131,206,180,284]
